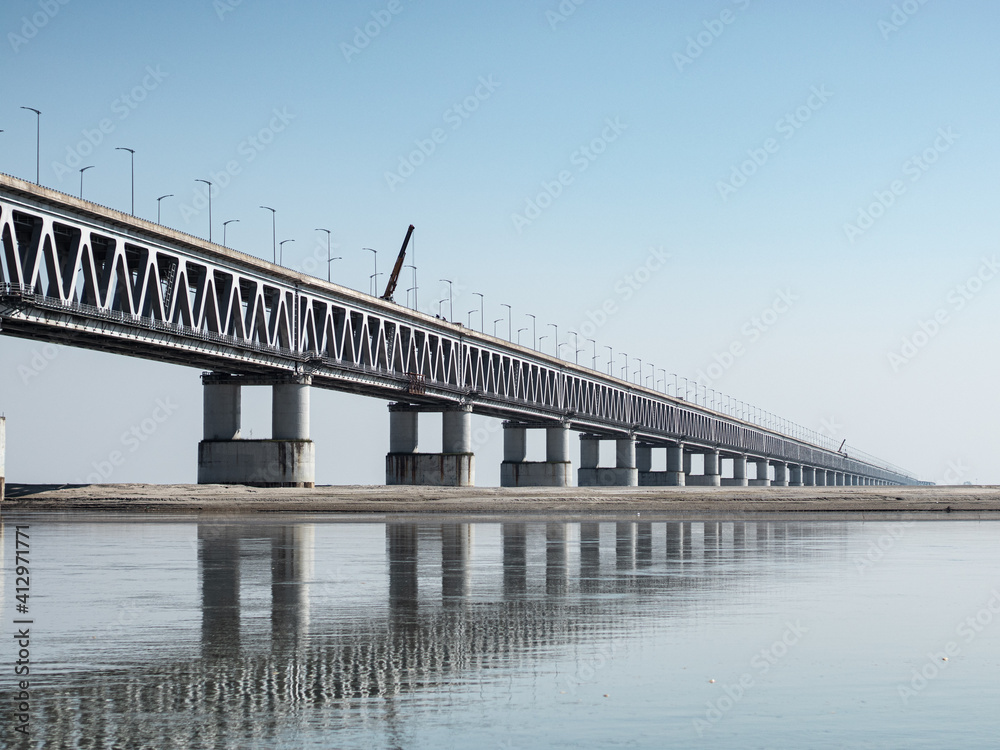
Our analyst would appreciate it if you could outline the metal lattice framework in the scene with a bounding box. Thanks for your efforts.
[0,174,919,483]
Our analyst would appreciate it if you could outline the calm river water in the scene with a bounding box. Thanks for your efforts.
[1,514,998,749]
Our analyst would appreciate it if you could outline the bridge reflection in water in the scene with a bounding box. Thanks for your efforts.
[30,519,846,748]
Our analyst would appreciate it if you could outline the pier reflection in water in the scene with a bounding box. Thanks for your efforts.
[5,517,1000,749]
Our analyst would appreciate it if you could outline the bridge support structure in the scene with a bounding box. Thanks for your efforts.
[500,422,572,487]
[723,454,749,487]
[386,404,475,486]
[578,434,638,487]
[197,373,315,488]
[788,463,803,487]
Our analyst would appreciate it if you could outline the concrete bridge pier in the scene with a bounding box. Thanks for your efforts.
[750,458,771,487]
[500,422,572,487]
[788,463,803,487]
[679,449,722,486]
[815,468,828,486]
[578,435,638,486]
[723,454,749,487]
[666,443,685,486]
[197,374,315,488]
[386,404,475,486]
[772,461,789,487]
[801,466,815,486]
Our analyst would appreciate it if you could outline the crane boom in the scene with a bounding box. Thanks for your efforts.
[381,224,415,302]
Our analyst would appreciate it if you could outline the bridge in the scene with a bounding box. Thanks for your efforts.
[0,173,921,488]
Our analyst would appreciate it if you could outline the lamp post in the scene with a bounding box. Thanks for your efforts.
[115,147,135,214]
[364,248,377,295]
[78,166,94,198]
[194,179,213,242]
[526,313,536,350]
[405,265,417,309]
[467,310,476,327]
[473,292,484,332]
[620,352,628,379]
[587,338,596,369]
[315,228,332,282]
[438,298,448,318]
[156,194,173,224]
[20,107,40,184]
[279,239,295,265]
[493,318,503,337]
[517,327,528,345]
[439,279,453,321]
[501,303,511,341]
[329,255,343,280]
[568,330,580,364]
[223,219,239,247]
[260,206,276,262]
[604,345,612,375]
[548,323,558,357]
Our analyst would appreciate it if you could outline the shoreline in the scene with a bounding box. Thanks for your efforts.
[3,483,1000,519]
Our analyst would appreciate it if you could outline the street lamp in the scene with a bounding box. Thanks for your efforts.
[115,147,135,214]
[620,352,628,379]
[223,219,239,247]
[473,292,484,333]
[548,323,558,357]
[315,228,332,282]
[405,265,417,309]
[20,107,40,184]
[568,330,580,364]
[586,338,596,369]
[526,313,536,350]
[438,298,448,318]
[517,327,528,345]
[493,318,503,337]
[501,303,511,341]
[439,279,453,321]
[78,166,94,199]
[604,345,612,375]
[467,310,476,327]
[260,206,276,262]
[156,194,173,224]
[194,179,213,242]
[365,248,377,295]
[279,238,295,266]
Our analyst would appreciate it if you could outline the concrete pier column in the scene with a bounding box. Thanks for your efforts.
[503,424,527,463]
[502,422,571,487]
[388,404,474,486]
[442,406,472,454]
[752,458,771,486]
[0,416,5,502]
[666,443,686,486]
[802,466,815,486]
[815,469,827,486]
[204,382,241,440]
[683,451,692,477]
[636,444,653,473]
[788,464,803,487]
[272,382,310,440]
[835,472,844,486]
[199,374,314,488]
[616,437,636,471]
[703,449,722,487]
[389,408,419,454]
[546,424,570,463]
[580,436,600,469]
[773,461,788,487]
[732,454,748,487]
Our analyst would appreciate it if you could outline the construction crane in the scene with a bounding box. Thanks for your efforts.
[381,224,415,302]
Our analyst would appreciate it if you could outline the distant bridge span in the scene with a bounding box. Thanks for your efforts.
[0,174,921,487]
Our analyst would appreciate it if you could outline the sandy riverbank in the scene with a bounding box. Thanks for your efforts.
[3,483,1000,518]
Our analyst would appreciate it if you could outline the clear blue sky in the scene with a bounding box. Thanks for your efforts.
[2,0,997,485]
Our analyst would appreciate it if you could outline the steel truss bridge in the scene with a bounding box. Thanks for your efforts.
[0,173,920,485]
